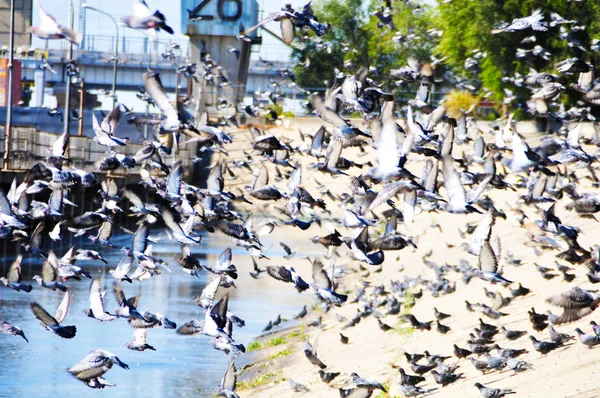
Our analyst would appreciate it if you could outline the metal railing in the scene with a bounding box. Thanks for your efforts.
[0,126,194,173]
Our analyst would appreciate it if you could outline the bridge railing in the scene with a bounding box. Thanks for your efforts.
[0,127,194,176]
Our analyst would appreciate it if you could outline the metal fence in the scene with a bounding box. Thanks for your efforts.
[0,127,194,176]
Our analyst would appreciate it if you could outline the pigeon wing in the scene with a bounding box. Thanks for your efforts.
[221,359,237,391]
[54,288,71,324]
[7,254,23,282]
[547,286,594,309]
[210,295,229,329]
[312,259,332,290]
[478,241,499,273]
[42,252,59,282]
[325,139,342,170]
[442,156,467,209]
[89,277,107,318]
[200,275,222,307]
[31,302,58,327]
[177,319,203,336]
[132,221,150,254]
[267,266,292,283]
[113,282,127,307]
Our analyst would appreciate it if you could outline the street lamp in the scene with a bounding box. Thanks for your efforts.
[81,3,119,109]
[3,0,15,170]
[64,0,74,135]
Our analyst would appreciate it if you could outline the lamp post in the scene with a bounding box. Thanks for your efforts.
[3,0,15,170]
[81,3,119,109]
[64,0,74,135]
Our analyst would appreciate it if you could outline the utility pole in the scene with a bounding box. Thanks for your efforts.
[79,0,87,50]
[3,0,15,170]
[63,0,74,135]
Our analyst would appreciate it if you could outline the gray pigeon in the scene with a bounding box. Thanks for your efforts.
[475,382,516,397]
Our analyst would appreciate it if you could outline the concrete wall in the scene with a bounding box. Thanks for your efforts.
[0,0,32,49]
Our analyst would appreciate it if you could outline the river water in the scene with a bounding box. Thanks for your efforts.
[0,231,317,397]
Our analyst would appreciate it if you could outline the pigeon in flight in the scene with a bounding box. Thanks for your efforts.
[30,288,77,339]
[546,286,600,324]
[121,0,174,41]
[30,0,83,45]
[68,349,129,388]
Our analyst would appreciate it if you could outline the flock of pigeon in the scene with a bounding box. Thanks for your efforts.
[2,0,600,397]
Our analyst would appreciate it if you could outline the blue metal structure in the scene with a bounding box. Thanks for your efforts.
[181,0,259,36]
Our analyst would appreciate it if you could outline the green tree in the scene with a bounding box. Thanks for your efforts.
[433,0,600,104]
[292,0,435,91]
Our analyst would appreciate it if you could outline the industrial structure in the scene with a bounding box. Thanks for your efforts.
[182,0,260,105]
[0,0,31,47]
[0,0,301,176]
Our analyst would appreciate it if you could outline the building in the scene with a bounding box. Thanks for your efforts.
[0,0,32,48]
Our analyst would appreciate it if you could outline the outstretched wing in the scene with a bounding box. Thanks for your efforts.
[54,288,71,324]
[31,302,59,327]
[266,266,292,283]
[478,241,498,274]
[311,259,332,290]
[221,358,237,391]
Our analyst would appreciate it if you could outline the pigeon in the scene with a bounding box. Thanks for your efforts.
[529,336,560,355]
[68,349,129,388]
[288,379,309,392]
[0,321,28,342]
[121,0,174,40]
[350,372,387,392]
[546,286,600,324]
[216,359,239,398]
[575,328,600,348]
[0,254,32,292]
[127,329,156,351]
[87,277,118,322]
[319,370,340,383]
[431,370,464,386]
[267,265,310,292]
[399,368,425,386]
[506,358,533,374]
[474,383,516,397]
[304,337,327,369]
[30,0,82,45]
[30,289,77,339]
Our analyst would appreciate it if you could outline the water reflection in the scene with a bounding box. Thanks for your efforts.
[0,232,316,397]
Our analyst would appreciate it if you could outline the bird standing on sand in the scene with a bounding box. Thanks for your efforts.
[575,328,600,347]
[474,382,515,397]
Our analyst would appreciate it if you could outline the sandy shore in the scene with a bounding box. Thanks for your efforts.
[224,120,600,398]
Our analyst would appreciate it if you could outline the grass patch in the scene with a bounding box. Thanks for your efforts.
[237,372,284,391]
[268,349,292,360]
[287,331,299,338]
[247,341,262,352]
[392,321,415,337]
[246,336,288,352]
[372,380,392,398]
[403,289,415,310]
[300,323,307,340]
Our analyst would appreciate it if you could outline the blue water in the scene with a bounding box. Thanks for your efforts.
[0,231,317,397]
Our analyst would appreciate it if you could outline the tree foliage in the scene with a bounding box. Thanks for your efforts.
[433,0,600,102]
[292,0,435,91]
